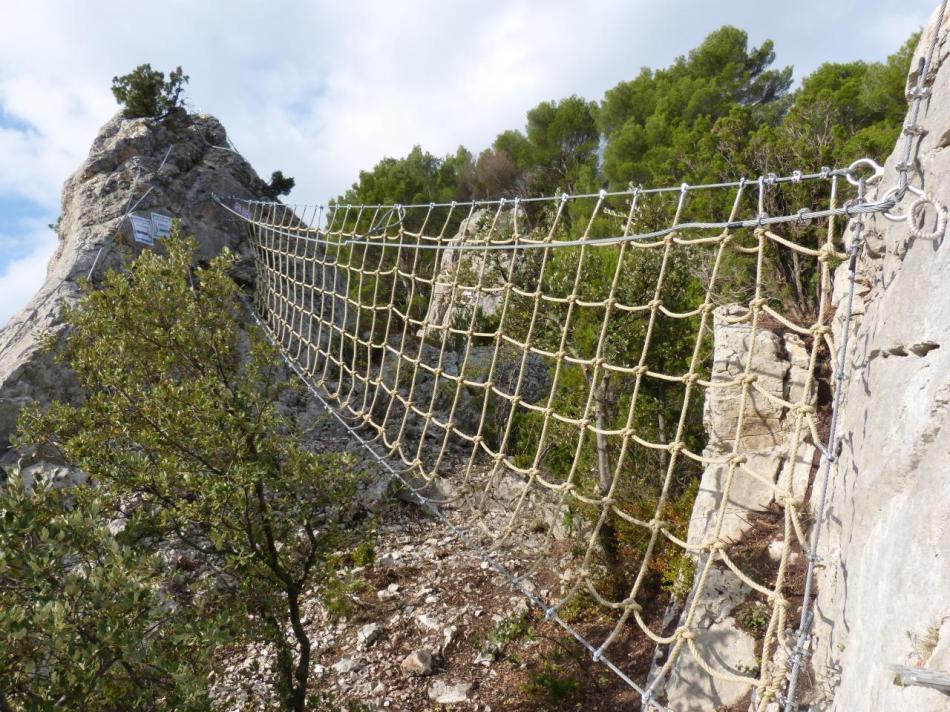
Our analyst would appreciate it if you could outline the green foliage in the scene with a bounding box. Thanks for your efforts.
[333,23,918,608]
[339,145,472,206]
[735,601,772,638]
[600,26,793,187]
[479,608,533,660]
[522,647,583,709]
[17,233,362,712]
[269,170,296,197]
[0,467,219,711]
[111,64,189,118]
[509,95,599,195]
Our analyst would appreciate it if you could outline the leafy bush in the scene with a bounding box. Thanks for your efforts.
[111,64,189,118]
[17,232,362,711]
[0,467,219,710]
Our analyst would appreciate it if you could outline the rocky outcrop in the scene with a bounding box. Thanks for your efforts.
[0,111,272,458]
[661,306,816,709]
[421,207,524,337]
[669,8,950,711]
[807,10,950,711]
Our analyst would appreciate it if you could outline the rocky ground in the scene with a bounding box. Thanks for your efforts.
[213,503,661,712]
[210,406,665,712]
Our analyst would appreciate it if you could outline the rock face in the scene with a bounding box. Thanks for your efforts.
[661,306,816,709]
[421,207,523,337]
[0,110,272,457]
[807,10,950,712]
[670,9,950,711]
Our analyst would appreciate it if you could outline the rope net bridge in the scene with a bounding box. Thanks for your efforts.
[218,166,897,710]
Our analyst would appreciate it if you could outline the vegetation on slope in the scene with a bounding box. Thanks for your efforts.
[3,235,363,711]
[0,24,921,711]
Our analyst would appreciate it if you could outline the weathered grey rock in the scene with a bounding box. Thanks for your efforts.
[332,655,365,674]
[664,304,818,708]
[357,622,382,649]
[0,111,272,454]
[663,568,758,710]
[704,306,789,452]
[807,10,950,712]
[421,207,524,337]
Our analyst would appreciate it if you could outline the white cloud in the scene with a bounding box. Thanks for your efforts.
[0,227,57,327]
[0,0,936,323]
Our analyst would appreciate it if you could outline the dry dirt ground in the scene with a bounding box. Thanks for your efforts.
[213,494,671,712]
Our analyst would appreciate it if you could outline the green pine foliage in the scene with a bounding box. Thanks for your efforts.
[334,27,920,589]
[111,64,189,118]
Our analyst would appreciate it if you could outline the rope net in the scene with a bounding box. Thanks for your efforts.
[225,170,864,710]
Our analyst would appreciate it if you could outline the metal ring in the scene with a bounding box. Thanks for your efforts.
[908,194,947,240]
[878,186,906,222]
[845,158,885,187]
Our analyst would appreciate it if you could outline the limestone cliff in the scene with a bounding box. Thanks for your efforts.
[0,110,272,459]
[668,7,950,711]
[809,9,950,711]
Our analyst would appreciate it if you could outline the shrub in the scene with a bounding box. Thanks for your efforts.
[111,64,189,118]
[18,231,362,711]
[269,170,296,197]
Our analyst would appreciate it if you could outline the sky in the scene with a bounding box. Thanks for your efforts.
[0,0,937,325]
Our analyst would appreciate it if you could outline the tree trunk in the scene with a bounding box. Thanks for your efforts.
[286,586,311,712]
[593,377,624,597]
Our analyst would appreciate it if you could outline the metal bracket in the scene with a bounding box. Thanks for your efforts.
[892,665,950,694]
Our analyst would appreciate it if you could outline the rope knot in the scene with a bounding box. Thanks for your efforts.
[750,297,768,310]
[741,373,758,385]
[649,298,663,310]
[648,518,666,531]
[795,403,817,415]
[817,243,838,263]
[683,373,700,385]
[729,453,748,466]
[620,598,643,612]
[678,628,696,642]
[667,441,684,454]
[771,595,789,609]
[811,324,831,337]
[633,365,649,377]
[709,540,726,552]
[782,494,803,509]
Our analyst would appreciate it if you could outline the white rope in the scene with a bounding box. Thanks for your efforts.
[226,162,900,709]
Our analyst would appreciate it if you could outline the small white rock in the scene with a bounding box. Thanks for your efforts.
[428,680,471,704]
[417,613,441,631]
[331,656,365,674]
